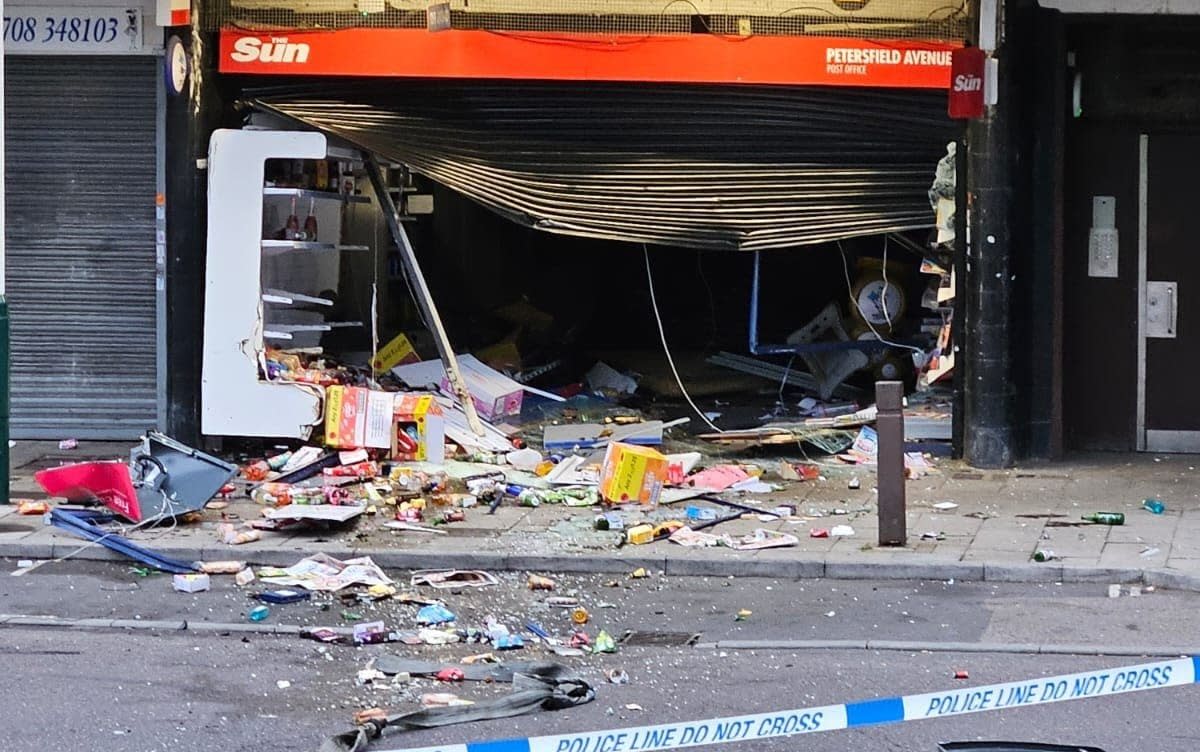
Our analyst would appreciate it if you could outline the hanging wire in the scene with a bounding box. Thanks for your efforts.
[644,245,723,433]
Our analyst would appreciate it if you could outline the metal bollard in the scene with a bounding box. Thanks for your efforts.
[876,380,906,546]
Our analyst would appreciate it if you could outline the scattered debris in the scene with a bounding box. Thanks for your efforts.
[257,554,392,592]
[411,570,499,589]
[735,609,752,621]
[606,669,630,684]
[16,500,48,515]
[217,524,262,546]
[1142,498,1166,515]
[593,631,617,653]
[197,560,246,575]
[527,574,556,591]
[172,573,210,593]
[416,605,456,625]
[421,693,473,707]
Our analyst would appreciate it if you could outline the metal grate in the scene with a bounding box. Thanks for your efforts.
[619,630,702,646]
[204,0,969,41]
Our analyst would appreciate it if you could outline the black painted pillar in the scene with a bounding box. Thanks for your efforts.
[963,0,1017,468]
[164,4,223,445]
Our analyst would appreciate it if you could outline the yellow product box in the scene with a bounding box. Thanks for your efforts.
[625,524,656,545]
[599,442,669,506]
[371,332,421,373]
[392,393,446,464]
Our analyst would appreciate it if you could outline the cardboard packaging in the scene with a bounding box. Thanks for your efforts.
[173,573,211,593]
[392,393,446,464]
[440,364,522,421]
[599,442,669,506]
[371,332,421,373]
[325,386,392,449]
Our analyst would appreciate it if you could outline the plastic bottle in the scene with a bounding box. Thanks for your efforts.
[1081,512,1125,525]
[303,198,318,240]
[1142,499,1166,515]
[248,605,271,622]
[1032,549,1056,562]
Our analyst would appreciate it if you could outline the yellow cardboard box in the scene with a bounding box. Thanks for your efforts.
[392,393,446,464]
[371,332,421,373]
[599,442,669,506]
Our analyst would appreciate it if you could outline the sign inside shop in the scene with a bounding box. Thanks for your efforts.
[219,28,956,89]
[3,6,143,53]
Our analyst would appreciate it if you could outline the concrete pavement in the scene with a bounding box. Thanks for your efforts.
[5,441,1200,589]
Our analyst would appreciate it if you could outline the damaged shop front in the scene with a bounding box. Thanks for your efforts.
[166,2,967,550]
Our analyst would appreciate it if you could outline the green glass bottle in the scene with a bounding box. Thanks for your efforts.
[1082,512,1125,525]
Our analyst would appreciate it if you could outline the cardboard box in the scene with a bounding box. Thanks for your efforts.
[599,442,669,506]
[392,393,446,464]
[371,332,421,373]
[324,386,393,449]
[173,573,211,593]
[440,362,523,421]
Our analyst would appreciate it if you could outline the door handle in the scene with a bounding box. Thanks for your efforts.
[1146,280,1178,339]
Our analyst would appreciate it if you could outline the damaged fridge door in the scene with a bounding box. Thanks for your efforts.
[128,432,238,521]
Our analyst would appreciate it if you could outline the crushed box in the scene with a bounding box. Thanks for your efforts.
[599,442,669,506]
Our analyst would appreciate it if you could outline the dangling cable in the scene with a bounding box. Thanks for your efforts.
[644,245,723,433]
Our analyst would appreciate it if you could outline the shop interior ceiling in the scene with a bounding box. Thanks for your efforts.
[248,82,956,251]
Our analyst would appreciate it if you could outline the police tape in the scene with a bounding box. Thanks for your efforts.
[377,656,1199,752]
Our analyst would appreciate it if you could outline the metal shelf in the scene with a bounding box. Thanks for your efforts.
[261,240,370,252]
[267,321,362,333]
[263,187,370,204]
[264,321,361,341]
[262,289,333,307]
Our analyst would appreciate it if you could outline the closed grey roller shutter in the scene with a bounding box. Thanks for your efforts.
[5,56,158,439]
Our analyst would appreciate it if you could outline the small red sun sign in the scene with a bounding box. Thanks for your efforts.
[948,47,986,119]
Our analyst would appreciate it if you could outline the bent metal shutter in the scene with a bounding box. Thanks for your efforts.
[248,81,955,252]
